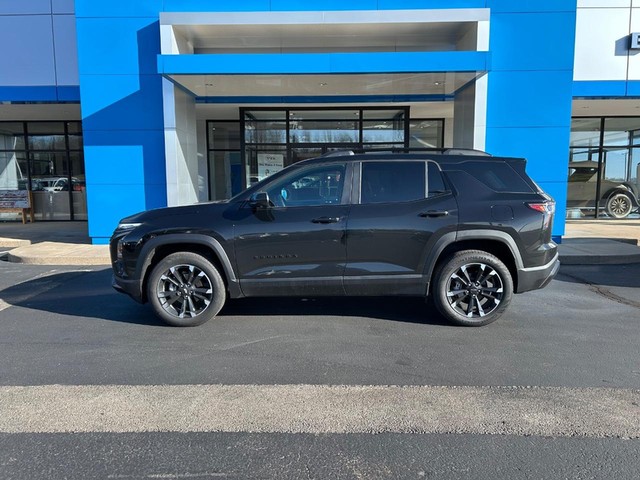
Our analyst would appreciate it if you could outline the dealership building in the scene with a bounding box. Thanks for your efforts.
[1,0,639,244]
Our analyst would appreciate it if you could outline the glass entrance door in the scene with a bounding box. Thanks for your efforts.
[241,107,412,191]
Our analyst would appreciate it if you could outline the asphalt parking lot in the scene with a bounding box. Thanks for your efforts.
[0,261,638,479]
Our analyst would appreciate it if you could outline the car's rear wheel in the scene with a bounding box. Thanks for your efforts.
[433,250,513,327]
[606,192,634,219]
[147,252,226,327]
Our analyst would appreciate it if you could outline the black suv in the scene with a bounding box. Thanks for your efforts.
[110,150,559,327]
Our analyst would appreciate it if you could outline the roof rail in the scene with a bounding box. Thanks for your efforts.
[310,147,492,159]
[323,147,491,156]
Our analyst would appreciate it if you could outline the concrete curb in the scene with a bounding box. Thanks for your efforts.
[0,237,31,249]
[6,242,110,266]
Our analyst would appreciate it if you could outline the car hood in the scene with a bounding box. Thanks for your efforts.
[120,200,230,224]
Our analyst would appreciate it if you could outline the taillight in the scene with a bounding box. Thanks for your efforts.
[527,202,555,215]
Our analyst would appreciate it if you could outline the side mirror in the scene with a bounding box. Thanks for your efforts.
[249,191,270,209]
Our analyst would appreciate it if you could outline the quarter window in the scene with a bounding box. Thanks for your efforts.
[361,161,426,204]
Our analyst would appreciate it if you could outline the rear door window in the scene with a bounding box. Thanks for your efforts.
[361,161,426,204]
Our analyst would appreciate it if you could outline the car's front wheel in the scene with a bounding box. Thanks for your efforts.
[147,252,226,327]
[432,250,513,327]
[606,192,634,219]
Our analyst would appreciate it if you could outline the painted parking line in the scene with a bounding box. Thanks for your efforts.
[0,384,638,438]
[0,299,10,312]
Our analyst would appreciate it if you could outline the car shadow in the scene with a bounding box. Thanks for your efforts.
[0,269,451,327]
[554,264,640,289]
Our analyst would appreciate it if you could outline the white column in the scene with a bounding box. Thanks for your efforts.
[162,79,199,206]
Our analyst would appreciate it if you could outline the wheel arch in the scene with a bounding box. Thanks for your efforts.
[137,234,240,302]
[424,231,522,295]
[603,187,639,207]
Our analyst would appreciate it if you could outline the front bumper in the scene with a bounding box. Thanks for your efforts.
[516,254,560,293]
[112,274,144,303]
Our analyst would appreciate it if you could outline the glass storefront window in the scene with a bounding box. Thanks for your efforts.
[26,122,65,134]
[244,110,286,121]
[66,122,82,134]
[603,118,640,146]
[570,118,601,147]
[68,135,83,150]
[208,108,442,198]
[363,109,405,120]
[362,120,404,143]
[0,121,85,221]
[0,122,26,151]
[208,122,241,150]
[28,135,67,150]
[244,146,287,186]
[245,120,287,144]
[290,120,359,143]
[0,151,28,190]
[290,110,358,120]
[208,150,241,200]
[603,147,631,182]
[569,116,640,219]
[409,120,444,148]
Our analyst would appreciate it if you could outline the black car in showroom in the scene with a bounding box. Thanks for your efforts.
[111,150,559,327]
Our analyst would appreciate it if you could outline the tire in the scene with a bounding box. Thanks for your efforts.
[146,252,226,327]
[432,250,513,327]
[605,192,633,219]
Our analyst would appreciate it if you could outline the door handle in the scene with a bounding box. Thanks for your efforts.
[311,216,342,224]
[419,210,449,218]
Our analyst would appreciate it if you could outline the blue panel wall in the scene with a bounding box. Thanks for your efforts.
[484,0,577,237]
[0,3,79,101]
[75,0,577,242]
[76,2,166,243]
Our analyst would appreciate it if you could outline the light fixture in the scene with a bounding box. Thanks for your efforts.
[319,82,327,86]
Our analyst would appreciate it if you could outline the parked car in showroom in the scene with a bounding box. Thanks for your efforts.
[111,149,559,328]
[566,160,639,218]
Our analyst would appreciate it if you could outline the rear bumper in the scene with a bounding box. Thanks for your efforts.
[516,253,560,293]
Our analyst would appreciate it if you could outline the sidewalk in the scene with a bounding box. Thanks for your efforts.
[0,221,109,266]
[1,220,640,266]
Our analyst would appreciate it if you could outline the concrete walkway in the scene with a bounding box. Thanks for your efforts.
[1,219,640,266]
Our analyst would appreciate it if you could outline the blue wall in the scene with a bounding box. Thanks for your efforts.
[484,1,577,237]
[76,0,577,242]
[0,0,79,102]
[76,2,167,243]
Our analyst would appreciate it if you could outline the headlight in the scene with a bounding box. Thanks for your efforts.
[116,222,142,232]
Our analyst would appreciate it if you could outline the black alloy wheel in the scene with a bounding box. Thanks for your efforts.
[147,252,226,327]
[433,250,513,326]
